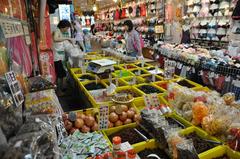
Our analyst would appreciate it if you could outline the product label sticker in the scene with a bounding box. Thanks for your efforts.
[99,105,109,130]
[5,71,24,107]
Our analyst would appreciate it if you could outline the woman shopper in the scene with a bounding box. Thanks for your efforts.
[73,20,86,52]
[53,19,73,96]
[123,20,144,59]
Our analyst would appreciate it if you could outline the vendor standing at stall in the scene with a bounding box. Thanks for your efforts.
[53,20,73,96]
[123,20,143,59]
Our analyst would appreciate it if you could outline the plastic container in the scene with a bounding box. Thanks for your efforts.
[121,76,146,86]
[136,83,166,95]
[198,145,240,159]
[129,68,149,76]
[120,64,138,70]
[102,78,127,87]
[140,74,163,83]
[134,95,168,111]
[115,86,144,101]
[112,70,135,78]
[134,62,153,68]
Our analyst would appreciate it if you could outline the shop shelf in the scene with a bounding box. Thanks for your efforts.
[102,78,127,87]
[198,145,240,159]
[140,74,163,83]
[136,83,166,95]
[112,70,135,78]
[121,76,146,86]
[120,64,138,70]
[129,68,149,76]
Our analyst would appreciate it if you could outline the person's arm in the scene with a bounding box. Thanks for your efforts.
[53,30,72,42]
[134,31,143,56]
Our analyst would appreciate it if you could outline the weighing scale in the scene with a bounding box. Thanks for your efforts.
[87,59,117,74]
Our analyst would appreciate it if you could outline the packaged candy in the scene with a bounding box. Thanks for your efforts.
[192,102,209,126]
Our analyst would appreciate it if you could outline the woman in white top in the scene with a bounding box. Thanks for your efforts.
[73,20,86,52]
[53,20,72,96]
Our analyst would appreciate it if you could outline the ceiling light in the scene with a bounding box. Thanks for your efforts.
[113,0,118,2]
[93,4,97,11]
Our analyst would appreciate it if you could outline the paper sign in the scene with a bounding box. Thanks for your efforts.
[155,25,164,34]
[5,71,24,107]
[99,105,109,130]
[144,93,160,107]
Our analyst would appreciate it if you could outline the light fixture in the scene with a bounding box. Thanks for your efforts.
[93,4,97,11]
[113,0,118,2]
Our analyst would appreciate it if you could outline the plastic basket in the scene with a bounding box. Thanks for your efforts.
[102,78,127,87]
[140,74,163,83]
[129,68,150,76]
[120,64,138,70]
[70,68,82,76]
[198,145,240,159]
[133,62,153,68]
[134,95,169,111]
[175,78,202,89]
[115,86,145,101]
[121,76,146,86]
[135,83,166,95]
[75,73,96,83]
[112,70,135,78]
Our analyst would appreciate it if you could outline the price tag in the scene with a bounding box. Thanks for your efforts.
[137,69,141,76]
[5,71,24,107]
[124,63,127,69]
[144,93,160,107]
[56,119,67,145]
[109,74,112,84]
[119,70,123,78]
[141,61,145,68]
[152,74,156,82]
[115,78,119,87]
[95,75,99,84]
[132,76,136,85]
[82,65,86,74]
[99,105,109,130]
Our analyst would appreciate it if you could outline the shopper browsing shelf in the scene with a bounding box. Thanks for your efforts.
[73,20,86,52]
[53,20,73,96]
[123,20,144,59]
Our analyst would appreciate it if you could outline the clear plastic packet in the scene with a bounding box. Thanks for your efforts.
[167,130,184,159]
[28,76,56,92]
[192,102,209,126]
[176,139,199,159]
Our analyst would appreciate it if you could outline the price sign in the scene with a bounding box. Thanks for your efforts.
[99,105,109,130]
[155,25,164,34]
[0,18,24,38]
[144,93,159,107]
[5,71,24,107]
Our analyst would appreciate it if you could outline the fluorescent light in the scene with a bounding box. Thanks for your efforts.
[93,4,97,11]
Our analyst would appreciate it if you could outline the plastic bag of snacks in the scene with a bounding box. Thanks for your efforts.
[192,101,209,126]
[2,115,59,159]
[167,130,184,159]
[176,139,199,159]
